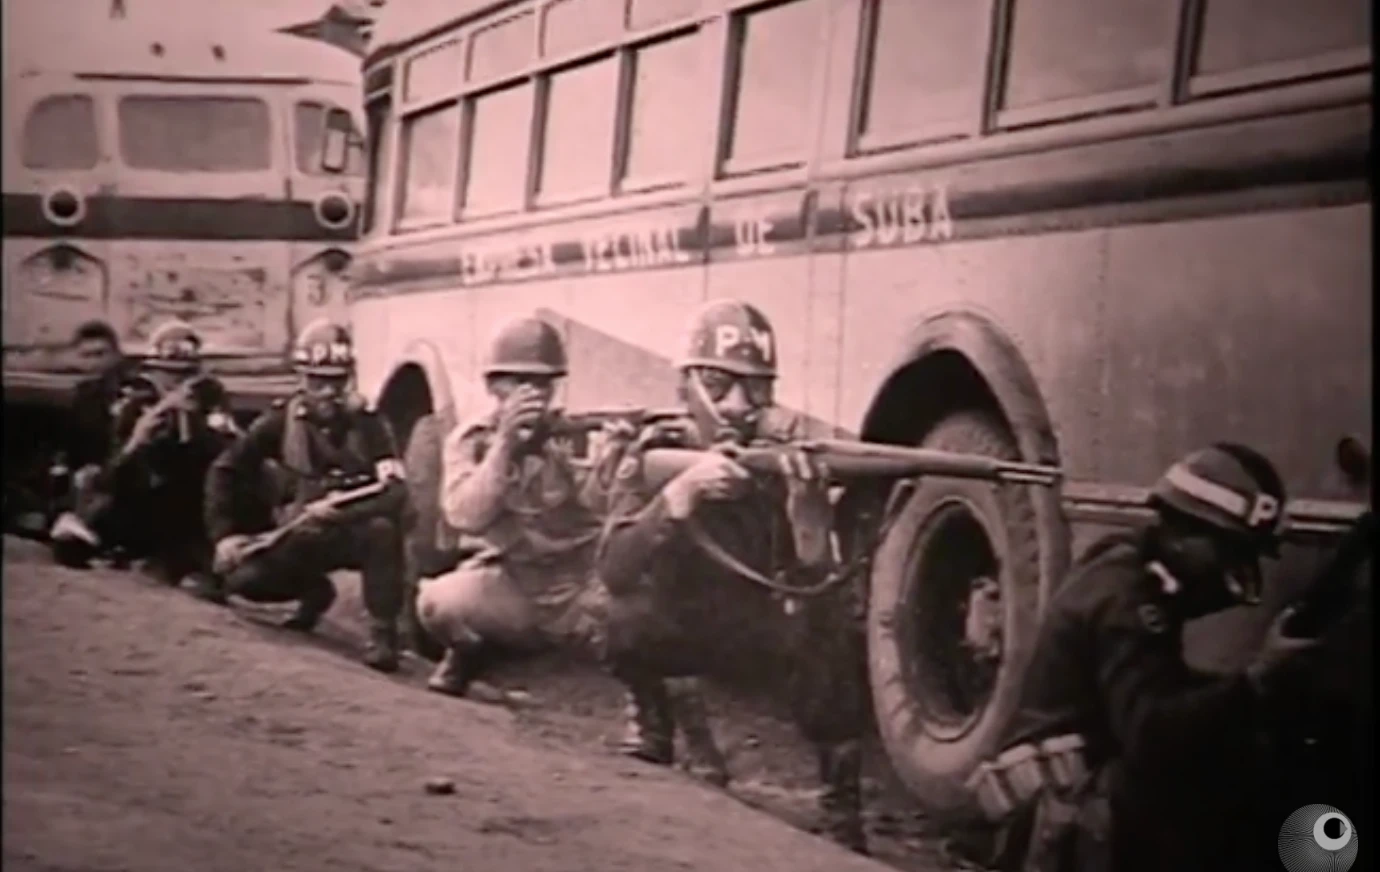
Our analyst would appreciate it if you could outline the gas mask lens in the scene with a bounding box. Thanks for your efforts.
[694,368,774,408]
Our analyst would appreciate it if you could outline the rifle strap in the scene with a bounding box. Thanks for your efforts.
[682,517,844,597]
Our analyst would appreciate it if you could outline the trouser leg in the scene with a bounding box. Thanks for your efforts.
[612,665,675,766]
[665,677,730,787]
[415,555,538,696]
[223,522,338,631]
[354,516,405,673]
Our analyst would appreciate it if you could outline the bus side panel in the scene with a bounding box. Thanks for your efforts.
[2,235,114,361]
[563,268,707,415]
[106,240,292,364]
[1098,203,1371,503]
[835,230,1113,476]
[354,287,475,415]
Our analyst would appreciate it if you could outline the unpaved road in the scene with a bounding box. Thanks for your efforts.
[3,537,966,872]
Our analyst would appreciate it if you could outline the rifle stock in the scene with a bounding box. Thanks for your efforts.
[238,480,389,561]
[640,439,1063,492]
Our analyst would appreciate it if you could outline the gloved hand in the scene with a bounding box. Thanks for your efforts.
[1246,606,1323,698]
[663,452,750,519]
[213,534,253,576]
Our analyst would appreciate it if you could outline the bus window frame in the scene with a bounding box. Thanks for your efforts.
[715,0,832,179]
[531,49,624,209]
[613,26,706,196]
[986,0,1172,133]
[114,90,278,175]
[394,96,465,233]
[18,91,105,173]
[846,0,994,157]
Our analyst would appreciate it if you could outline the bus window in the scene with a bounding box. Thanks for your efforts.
[537,54,619,205]
[295,101,366,176]
[397,102,461,228]
[1193,0,1370,81]
[363,96,393,235]
[723,0,827,173]
[405,38,464,102]
[118,96,272,172]
[1000,0,1172,114]
[21,94,99,171]
[856,0,988,148]
[623,30,703,189]
[461,82,534,218]
[542,0,625,58]
[469,10,536,83]
[628,0,703,31]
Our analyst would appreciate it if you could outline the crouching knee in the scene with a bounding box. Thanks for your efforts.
[415,560,536,649]
[358,515,401,548]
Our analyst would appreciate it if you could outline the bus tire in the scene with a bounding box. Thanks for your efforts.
[867,409,1043,815]
[401,412,459,662]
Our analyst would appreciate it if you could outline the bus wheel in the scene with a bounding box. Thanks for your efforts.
[401,412,458,663]
[867,409,1042,814]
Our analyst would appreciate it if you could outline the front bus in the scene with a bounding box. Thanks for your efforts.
[351,0,1370,816]
[2,19,367,534]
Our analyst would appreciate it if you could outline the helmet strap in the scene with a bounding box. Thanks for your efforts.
[687,368,753,446]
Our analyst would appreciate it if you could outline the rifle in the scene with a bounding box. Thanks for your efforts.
[640,438,1064,492]
[1283,436,1373,639]
[234,480,388,564]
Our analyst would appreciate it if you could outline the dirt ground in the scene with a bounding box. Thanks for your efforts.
[2,535,976,872]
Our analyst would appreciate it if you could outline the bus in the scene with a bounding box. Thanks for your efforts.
[349,0,1370,813]
[2,6,368,529]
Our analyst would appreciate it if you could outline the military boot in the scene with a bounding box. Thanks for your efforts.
[619,680,674,766]
[818,739,868,854]
[181,571,228,606]
[363,619,400,673]
[282,576,337,633]
[667,678,730,787]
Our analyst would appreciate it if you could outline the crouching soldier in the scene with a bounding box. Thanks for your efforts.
[205,319,409,673]
[972,444,1324,872]
[595,300,870,852]
[51,319,239,601]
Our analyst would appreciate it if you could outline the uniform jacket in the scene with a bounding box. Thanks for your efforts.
[440,409,608,567]
[204,397,403,543]
[999,530,1269,870]
[594,409,841,679]
[66,361,137,469]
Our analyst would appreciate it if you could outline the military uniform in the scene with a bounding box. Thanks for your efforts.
[990,532,1272,871]
[51,321,237,585]
[205,318,409,672]
[204,394,409,659]
[597,408,869,849]
[977,445,1304,872]
[416,408,609,655]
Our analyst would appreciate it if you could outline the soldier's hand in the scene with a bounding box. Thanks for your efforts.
[663,452,751,519]
[213,535,253,576]
[72,464,101,493]
[496,384,549,443]
[1246,606,1323,698]
[301,496,344,525]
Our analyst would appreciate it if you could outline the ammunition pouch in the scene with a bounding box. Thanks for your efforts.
[968,735,1111,872]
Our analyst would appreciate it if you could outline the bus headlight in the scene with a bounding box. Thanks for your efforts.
[13,245,107,346]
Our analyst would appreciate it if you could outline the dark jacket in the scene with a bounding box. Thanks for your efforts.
[66,361,137,468]
[204,398,404,543]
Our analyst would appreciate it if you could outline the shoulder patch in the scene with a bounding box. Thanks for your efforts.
[1137,603,1168,635]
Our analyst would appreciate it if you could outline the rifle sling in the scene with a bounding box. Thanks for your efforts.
[682,517,844,598]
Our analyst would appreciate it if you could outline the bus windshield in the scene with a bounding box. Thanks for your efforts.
[117,94,272,172]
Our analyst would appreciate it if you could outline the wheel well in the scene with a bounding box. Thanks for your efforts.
[861,350,1011,449]
[375,364,434,452]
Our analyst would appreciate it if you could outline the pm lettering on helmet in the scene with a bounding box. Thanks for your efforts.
[1247,492,1281,530]
[713,324,774,365]
[307,341,352,365]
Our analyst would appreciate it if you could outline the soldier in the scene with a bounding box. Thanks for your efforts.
[595,300,870,852]
[975,444,1324,872]
[205,319,409,673]
[50,319,239,602]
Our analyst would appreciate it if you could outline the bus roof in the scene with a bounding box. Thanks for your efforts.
[4,3,362,85]
[365,0,515,65]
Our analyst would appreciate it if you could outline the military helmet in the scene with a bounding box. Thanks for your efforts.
[482,316,568,377]
[144,319,202,372]
[678,299,777,378]
[292,318,354,377]
[1149,443,1287,555]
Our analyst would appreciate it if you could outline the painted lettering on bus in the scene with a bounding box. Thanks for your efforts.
[733,214,776,257]
[461,242,554,284]
[849,184,953,249]
[582,225,691,273]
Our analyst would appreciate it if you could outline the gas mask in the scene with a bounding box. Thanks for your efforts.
[684,367,773,447]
